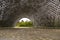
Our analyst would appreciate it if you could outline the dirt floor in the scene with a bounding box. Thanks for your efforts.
[0,28,60,40]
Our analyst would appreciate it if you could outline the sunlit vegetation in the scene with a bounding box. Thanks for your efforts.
[16,20,33,27]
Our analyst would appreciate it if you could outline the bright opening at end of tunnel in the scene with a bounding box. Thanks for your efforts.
[19,18,31,22]
[15,18,33,28]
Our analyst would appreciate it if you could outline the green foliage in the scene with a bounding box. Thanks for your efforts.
[16,21,33,27]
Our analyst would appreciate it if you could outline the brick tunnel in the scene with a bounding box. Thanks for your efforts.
[0,0,60,27]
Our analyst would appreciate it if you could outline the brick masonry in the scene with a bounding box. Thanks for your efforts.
[0,0,60,27]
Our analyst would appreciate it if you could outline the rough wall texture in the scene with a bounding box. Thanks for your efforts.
[0,0,60,27]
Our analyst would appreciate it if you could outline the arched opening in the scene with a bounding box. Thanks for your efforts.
[19,18,31,22]
[15,18,33,28]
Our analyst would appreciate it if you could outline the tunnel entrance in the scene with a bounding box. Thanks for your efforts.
[15,18,33,28]
[0,0,60,28]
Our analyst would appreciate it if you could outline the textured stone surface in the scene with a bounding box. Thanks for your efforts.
[0,0,60,27]
[0,28,60,40]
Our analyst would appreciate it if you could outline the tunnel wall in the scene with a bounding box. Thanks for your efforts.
[0,0,60,27]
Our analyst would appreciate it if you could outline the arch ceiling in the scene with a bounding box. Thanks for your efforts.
[0,0,60,27]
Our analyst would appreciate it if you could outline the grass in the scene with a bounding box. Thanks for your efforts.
[16,21,33,27]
